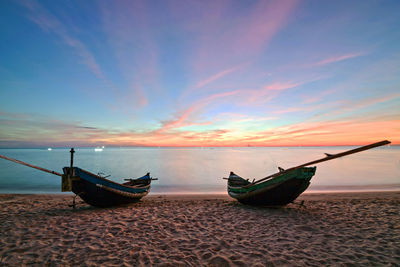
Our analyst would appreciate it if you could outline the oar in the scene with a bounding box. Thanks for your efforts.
[248,140,391,187]
[0,154,62,177]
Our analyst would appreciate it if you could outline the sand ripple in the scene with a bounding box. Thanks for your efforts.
[0,192,399,266]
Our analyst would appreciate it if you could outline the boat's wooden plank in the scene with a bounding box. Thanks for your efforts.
[249,140,391,187]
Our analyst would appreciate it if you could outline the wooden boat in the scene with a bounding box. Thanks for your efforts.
[228,167,316,206]
[63,167,153,207]
[0,148,157,208]
[225,140,391,206]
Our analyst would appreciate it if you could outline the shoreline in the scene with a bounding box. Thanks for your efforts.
[1,189,400,196]
[1,192,399,265]
[1,186,400,195]
[1,190,399,201]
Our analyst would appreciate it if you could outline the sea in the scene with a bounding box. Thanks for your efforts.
[0,146,399,194]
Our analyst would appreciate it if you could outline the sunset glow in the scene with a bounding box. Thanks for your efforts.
[0,0,399,147]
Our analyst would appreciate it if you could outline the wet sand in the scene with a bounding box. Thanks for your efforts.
[0,192,399,266]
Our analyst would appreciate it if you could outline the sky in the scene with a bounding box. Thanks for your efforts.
[0,0,399,147]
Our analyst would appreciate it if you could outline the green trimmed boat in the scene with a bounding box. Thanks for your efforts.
[225,140,391,206]
[228,167,316,206]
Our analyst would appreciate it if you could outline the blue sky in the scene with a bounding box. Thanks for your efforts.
[0,0,399,147]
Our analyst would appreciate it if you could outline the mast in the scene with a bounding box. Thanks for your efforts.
[69,148,75,177]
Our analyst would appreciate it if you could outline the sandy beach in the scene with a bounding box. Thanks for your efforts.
[0,192,399,266]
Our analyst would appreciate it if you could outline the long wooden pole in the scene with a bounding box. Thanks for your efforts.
[0,154,62,177]
[248,140,391,187]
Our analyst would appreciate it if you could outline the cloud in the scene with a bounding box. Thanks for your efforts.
[99,0,159,106]
[191,0,299,71]
[309,52,365,67]
[20,0,152,111]
[214,113,277,123]
[1,109,398,148]
[156,90,240,133]
[195,65,243,89]
[238,119,399,146]
[124,83,148,109]
[344,92,400,111]
[310,92,400,121]
[0,114,109,147]
[232,0,299,55]
[20,0,105,79]
[301,89,336,104]
[160,77,315,134]
[242,81,305,105]
[272,107,305,115]
[76,126,99,130]
[0,111,30,120]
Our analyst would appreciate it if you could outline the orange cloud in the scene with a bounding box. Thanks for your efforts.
[2,118,398,148]
[239,119,399,146]
[1,108,398,148]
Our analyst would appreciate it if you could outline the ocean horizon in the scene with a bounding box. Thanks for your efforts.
[0,146,399,194]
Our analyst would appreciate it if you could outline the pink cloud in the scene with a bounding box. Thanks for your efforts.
[162,77,321,135]
[232,0,299,55]
[119,83,148,110]
[348,92,400,111]
[195,65,242,89]
[273,107,304,115]
[244,81,303,105]
[180,63,247,102]
[157,106,198,133]
[135,86,148,108]
[311,52,365,67]
[311,92,400,121]
[244,75,327,106]
[264,82,302,91]
[176,79,311,129]
[157,90,240,133]
[191,0,299,72]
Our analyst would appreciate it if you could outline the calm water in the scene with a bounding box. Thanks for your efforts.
[0,146,399,194]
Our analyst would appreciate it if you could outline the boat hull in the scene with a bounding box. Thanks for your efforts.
[228,167,316,206]
[64,167,151,207]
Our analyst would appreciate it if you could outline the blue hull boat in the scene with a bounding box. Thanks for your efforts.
[63,167,154,207]
[0,148,156,208]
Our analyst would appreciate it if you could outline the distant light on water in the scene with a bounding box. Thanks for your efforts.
[47,148,52,151]
[94,147,103,152]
